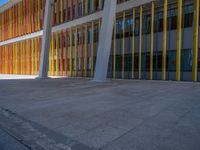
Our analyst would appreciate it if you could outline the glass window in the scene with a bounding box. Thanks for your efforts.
[134,54,138,71]
[143,15,151,34]
[68,8,71,20]
[167,50,176,72]
[116,55,122,72]
[156,52,162,71]
[135,17,139,36]
[116,19,123,39]
[184,13,193,28]
[183,5,194,28]
[78,2,82,17]
[182,49,192,71]
[171,16,177,30]
[198,49,200,71]
[124,54,132,72]
[158,12,163,32]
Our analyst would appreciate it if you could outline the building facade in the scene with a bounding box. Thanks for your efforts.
[0,0,199,81]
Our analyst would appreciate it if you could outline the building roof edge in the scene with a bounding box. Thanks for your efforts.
[0,0,22,13]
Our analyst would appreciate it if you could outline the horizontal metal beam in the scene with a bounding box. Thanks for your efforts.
[0,31,43,46]
[117,0,153,12]
[0,0,153,46]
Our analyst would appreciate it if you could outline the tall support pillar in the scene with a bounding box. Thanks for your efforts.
[113,16,116,79]
[66,0,68,21]
[56,33,59,76]
[70,27,73,77]
[192,0,199,82]
[122,11,125,79]
[70,0,74,20]
[65,29,69,76]
[75,27,78,77]
[82,0,84,16]
[60,31,64,76]
[81,25,84,76]
[162,0,167,80]
[91,22,95,77]
[94,0,117,82]
[38,0,54,79]
[150,1,154,80]
[86,0,88,15]
[138,6,143,80]
[176,0,182,81]
[132,8,135,80]
[60,0,64,23]
[84,24,88,77]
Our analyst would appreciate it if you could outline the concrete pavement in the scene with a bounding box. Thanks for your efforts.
[0,78,200,150]
[0,128,29,150]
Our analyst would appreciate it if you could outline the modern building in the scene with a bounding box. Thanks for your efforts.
[0,0,199,81]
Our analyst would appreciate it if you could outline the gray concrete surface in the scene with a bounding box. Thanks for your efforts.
[0,129,29,150]
[0,78,200,150]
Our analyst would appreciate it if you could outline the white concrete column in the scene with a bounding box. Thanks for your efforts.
[38,0,54,79]
[94,0,117,82]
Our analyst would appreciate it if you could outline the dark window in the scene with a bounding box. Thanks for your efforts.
[134,54,138,71]
[184,13,193,28]
[135,17,139,36]
[145,52,150,71]
[167,50,176,72]
[182,49,192,72]
[143,15,151,34]
[156,52,162,71]
[158,18,163,32]
[170,16,177,30]
[116,55,122,72]
[124,54,132,72]
[68,8,71,20]
[198,49,200,70]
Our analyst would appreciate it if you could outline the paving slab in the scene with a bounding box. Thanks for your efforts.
[0,128,29,150]
[0,78,200,150]
[0,108,94,150]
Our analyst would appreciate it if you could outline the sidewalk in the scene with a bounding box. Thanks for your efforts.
[0,79,200,150]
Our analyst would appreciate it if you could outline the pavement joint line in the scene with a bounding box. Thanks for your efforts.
[0,107,96,150]
[0,122,33,150]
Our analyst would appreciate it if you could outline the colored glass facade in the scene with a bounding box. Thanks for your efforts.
[0,0,199,81]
